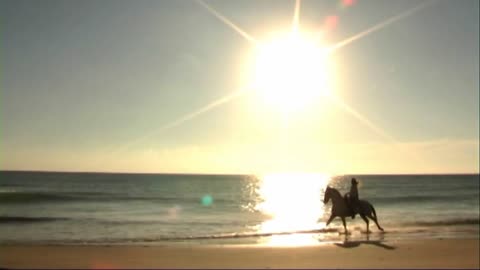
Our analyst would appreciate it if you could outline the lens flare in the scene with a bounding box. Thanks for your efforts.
[201,195,214,206]
[342,0,356,8]
[325,15,339,31]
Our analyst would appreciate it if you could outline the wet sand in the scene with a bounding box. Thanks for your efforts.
[0,238,478,269]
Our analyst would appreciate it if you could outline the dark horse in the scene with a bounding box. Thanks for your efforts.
[323,186,384,234]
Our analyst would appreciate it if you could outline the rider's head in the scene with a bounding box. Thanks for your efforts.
[351,178,358,185]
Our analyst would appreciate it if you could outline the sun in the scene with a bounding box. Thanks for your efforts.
[251,30,332,113]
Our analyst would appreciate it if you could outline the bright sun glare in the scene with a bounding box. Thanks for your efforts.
[252,31,332,113]
[253,173,331,246]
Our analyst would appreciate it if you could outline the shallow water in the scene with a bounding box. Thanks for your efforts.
[0,171,478,246]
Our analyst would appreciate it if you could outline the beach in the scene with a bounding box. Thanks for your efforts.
[1,238,478,269]
[2,0,479,267]
[1,172,478,268]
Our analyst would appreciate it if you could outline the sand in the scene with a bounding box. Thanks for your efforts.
[0,239,478,269]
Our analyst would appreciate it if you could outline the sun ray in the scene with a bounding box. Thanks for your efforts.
[98,0,436,169]
[311,0,438,165]
[329,95,428,166]
[330,96,398,144]
[195,0,258,44]
[326,0,438,54]
[292,0,301,32]
[154,88,247,132]
[98,88,248,162]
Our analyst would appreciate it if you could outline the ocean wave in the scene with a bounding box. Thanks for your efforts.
[0,191,123,203]
[0,216,70,223]
[0,192,80,203]
[152,228,340,241]
[0,191,240,204]
[369,194,477,204]
[99,219,253,227]
[407,218,479,227]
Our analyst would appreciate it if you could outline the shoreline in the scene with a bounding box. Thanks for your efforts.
[1,238,478,269]
[1,224,477,246]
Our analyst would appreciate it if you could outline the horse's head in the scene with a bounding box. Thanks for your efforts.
[323,186,331,204]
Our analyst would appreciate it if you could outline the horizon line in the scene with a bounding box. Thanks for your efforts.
[1,169,478,176]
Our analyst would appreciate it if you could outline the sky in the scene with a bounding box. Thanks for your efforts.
[1,0,479,174]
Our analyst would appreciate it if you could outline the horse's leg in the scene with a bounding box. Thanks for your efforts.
[372,217,384,231]
[367,213,384,231]
[341,216,349,234]
[368,205,384,231]
[325,214,335,227]
[360,214,370,233]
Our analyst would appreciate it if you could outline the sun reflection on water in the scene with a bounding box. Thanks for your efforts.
[251,173,332,246]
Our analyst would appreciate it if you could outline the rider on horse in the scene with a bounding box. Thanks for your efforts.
[344,178,360,219]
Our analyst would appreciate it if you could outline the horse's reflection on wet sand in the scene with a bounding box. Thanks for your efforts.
[333,232,396,250]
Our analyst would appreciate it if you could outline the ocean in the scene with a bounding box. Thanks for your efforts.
[0,171,478,246]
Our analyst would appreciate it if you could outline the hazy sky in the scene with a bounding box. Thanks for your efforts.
[1,0,478,174]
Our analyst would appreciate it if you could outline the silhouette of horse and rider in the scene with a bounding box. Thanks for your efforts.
[322,178,384,234]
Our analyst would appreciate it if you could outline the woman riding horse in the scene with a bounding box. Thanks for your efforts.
[344,178,360,219]
[323,178,384,234]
